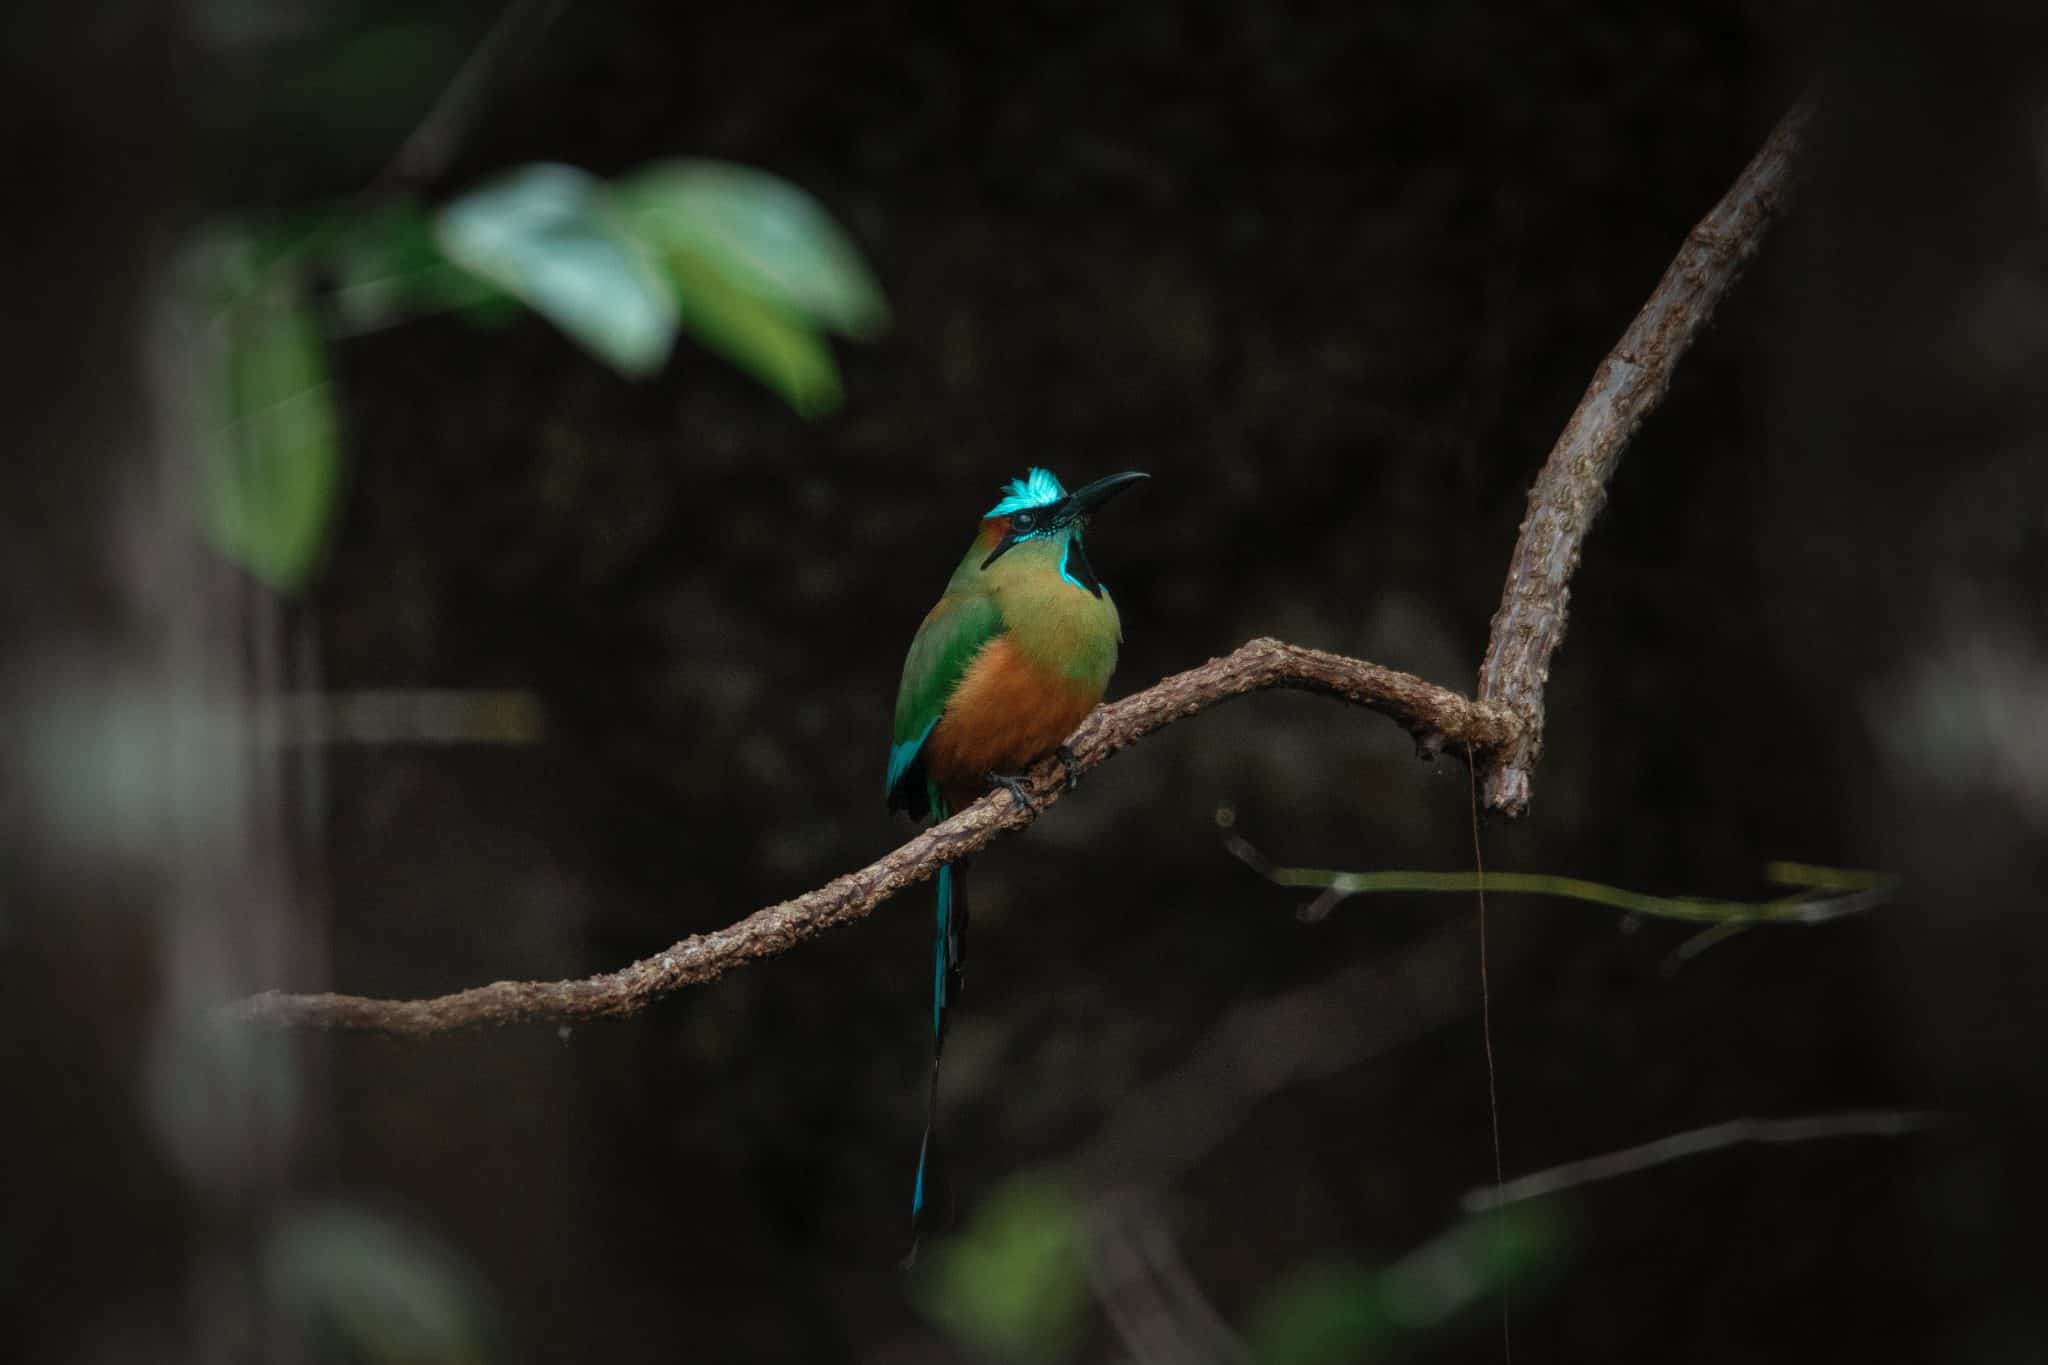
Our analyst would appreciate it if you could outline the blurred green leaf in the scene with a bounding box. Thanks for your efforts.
[267,1203,495,1364]
[173,157,874,591]
[660,243,844,417]
[614,158,889,338]
[909,1175,1088,1364]
[196,236,341,591]
[1246,1206,1565,1365]
[326,200,514,334]
[436,163,677,376]
[1248,1263,1392,1365]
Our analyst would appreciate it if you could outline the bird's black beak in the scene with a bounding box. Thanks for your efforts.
[1055,471,1148,526]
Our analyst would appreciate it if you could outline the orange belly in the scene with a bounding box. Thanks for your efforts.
[925,636,1101,800]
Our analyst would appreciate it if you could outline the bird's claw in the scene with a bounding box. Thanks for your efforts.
[1057,744,1082,792]
[985,771,1034,811]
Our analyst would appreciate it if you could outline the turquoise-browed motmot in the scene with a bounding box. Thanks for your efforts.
[886,467,1147,1245]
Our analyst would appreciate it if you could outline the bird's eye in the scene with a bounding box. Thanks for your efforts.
[1011,511,1037,532]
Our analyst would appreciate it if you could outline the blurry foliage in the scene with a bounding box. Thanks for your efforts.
[195,7,468,164]
[436,164,678,377]
[617,161,889,332]
[183,158,885,590]
[614,158,892,418]
[188,231,342,591]
[908,1175,1566,1364]
[910,1175,1090,1364]
[1244,1204,1567,1365]
[266,1203,498,1365]
[327,200,518,334]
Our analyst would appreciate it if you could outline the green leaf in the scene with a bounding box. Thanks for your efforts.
[324,200,514,334]
[908,1175,1088,1364]
[435,164,677,377]
[613,158,889,338]
[195,237,342,592]
[1245,1262,1392,1365]
[1245,1207,1566,1365]
[660,242,844,417]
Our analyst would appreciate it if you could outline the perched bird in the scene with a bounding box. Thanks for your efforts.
[887,466,1147,1248]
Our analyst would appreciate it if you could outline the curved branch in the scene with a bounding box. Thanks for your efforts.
[230,94,1820,1032]
[1476,92,1817,815]
[227,638,1519,1034]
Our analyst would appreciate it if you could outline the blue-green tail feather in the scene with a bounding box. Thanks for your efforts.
[931,862,953,1038]
[911,788,967,1247]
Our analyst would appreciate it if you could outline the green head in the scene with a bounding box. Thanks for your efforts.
[971,467,1147,598]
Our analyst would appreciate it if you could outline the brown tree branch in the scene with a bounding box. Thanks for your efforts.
[229,94,1817,1033]
[1476,92,1816,815]
[228,640,1517,1034]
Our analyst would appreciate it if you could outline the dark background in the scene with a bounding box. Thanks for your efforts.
[9,1,2048,1361]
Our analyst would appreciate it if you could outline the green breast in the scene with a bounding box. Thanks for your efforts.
[970,535,1121,692]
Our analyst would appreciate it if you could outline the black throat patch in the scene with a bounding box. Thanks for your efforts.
[1059,535,1104,598]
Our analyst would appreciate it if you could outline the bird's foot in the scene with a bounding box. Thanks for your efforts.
[985,770,1034,811]
[1057,744,1083,792]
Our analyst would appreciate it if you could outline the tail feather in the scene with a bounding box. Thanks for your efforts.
[912,789,969,1251]
[935,860,969,1048]
[906,1061,944,1263]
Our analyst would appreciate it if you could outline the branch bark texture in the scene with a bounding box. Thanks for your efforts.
[231,94,1817,1033]
[1476,93,1816,815]
[229,640,1515,1034]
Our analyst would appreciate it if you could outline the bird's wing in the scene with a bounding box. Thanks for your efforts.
[888,591,1004,816]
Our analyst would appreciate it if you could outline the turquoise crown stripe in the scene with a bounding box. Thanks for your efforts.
[986,467,1067,517]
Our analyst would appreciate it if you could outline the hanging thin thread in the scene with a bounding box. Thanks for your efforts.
[1466,742,1510,1364]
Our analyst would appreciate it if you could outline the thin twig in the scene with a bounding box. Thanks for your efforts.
[1226,837,1896,928]
[1475,92,1817,815]
[1459,1109,1952,1213]
[373,0,570,193]
[1467,745,1511,1365]
[225,639,1516,1034]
